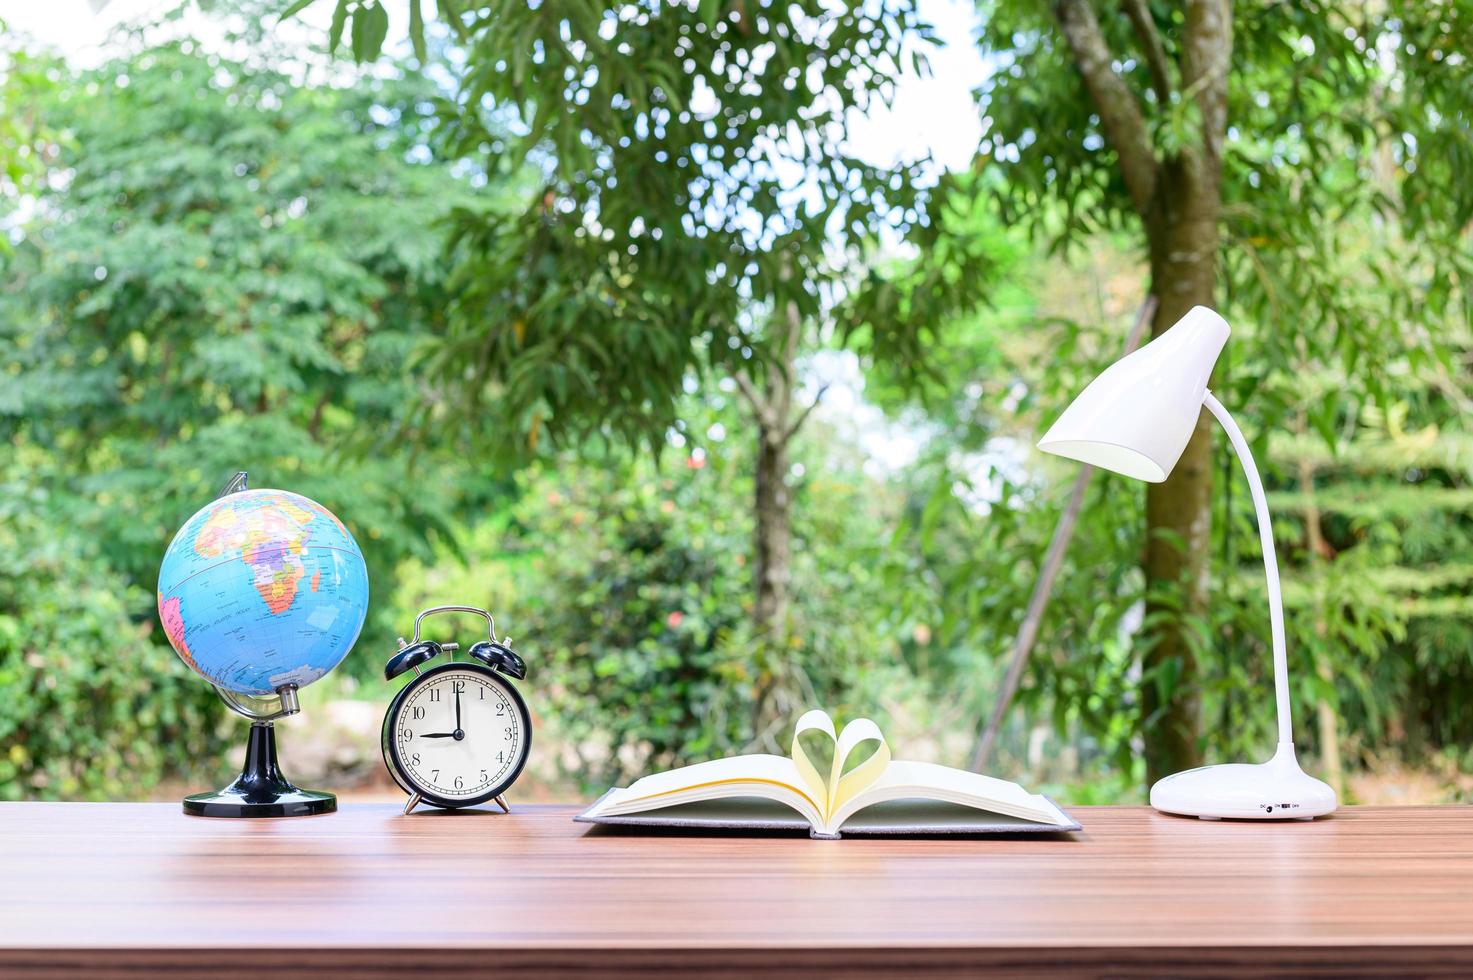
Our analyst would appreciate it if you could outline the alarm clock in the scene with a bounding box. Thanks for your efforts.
[380,605,532,815]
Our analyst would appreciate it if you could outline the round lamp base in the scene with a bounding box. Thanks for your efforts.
[1150,742,1336,821]
[184,721,336,818]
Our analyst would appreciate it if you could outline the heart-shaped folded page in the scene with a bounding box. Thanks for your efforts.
[789,708,891,819]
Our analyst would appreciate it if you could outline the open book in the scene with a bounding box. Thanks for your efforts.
[576,709,1079,839]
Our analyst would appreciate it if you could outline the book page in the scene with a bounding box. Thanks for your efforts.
[828,718,890,816]
[836,800,1067,832]
[583,754,824,828]
[586,797,817,831]
[789,709,838,808]
[790,710,891,817]
[830,760,1068,831]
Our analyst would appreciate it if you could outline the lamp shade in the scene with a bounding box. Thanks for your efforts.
[1037,306,1230,482]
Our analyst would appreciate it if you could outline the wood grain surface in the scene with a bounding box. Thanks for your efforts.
[2,802,1471,977]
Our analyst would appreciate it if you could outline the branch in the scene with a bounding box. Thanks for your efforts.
[776,297,803,418]
[732,368,761,411]
[733,369,778,430]
[1052,0,1158,214]
[781,299,802,369]
[783,383,831,443]
[969,296,1157,772]
[1122,0,1173,103]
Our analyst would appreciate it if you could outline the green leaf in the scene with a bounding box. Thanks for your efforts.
[351,1,390,63]
[409,0,427,63]
[437,0,469,42]
[276,0,318,21]
[327,0,349,53]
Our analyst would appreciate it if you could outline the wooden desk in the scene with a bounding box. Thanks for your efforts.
[1,803,1470,977]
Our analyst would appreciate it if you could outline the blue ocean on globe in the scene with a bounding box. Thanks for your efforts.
[157,488,369,696]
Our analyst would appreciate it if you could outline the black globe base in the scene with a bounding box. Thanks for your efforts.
[183,721,336,818]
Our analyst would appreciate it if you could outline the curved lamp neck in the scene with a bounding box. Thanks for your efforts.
[1202,391,1293,744]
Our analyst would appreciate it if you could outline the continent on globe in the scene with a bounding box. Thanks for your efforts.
[158,595,197,673]
[157,488,369,696]
[193,498,317,615]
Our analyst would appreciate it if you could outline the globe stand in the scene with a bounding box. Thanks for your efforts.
[184,721,336,818]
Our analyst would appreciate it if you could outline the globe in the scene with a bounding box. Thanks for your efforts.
[157,488,369,696]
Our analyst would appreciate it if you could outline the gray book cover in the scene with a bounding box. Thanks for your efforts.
[574,791,1082,839]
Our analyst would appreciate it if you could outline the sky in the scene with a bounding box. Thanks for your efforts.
[2,0,994,478]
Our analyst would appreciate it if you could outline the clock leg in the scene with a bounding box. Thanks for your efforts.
[494,795,510,813]
[403,792,422,816]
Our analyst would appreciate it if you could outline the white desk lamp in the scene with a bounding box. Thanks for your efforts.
[1039,306,1336,820]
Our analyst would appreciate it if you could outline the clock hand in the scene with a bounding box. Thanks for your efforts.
[421,732,456,738]
[455,687,462,732]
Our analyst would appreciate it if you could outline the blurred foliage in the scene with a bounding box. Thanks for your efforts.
[1255,394,1473,769]
[279,0,1003,749]
[0,470,224,799]
[0,32,499,687]
[870,242,1472,790]
[954,0,1473,427]
[285,0,968,456]
[0,25,57,222]
[390,394,918,791]
[1,3,1470,805]
[0,24,507,795]
[509,453,758,787]
[845,0,1473,787]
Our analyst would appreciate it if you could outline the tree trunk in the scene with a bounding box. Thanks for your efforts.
[748,399,796,744]
[739,299,818,742]
[753,411,792,638]
[1140,159,1221,784]
[749,300,800,642]
[1052,0,1231,790]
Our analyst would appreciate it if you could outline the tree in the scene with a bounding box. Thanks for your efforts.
[284,0,984,733]
[0,29,488,664]
[0,26,57,250]
[958,0,1472,781]
[1256,365,1473,782]
[275,0,1471,782]
[496,390,910,781]
[0,475,226,800]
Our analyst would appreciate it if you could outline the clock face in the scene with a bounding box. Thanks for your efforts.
[386,665,530,807]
